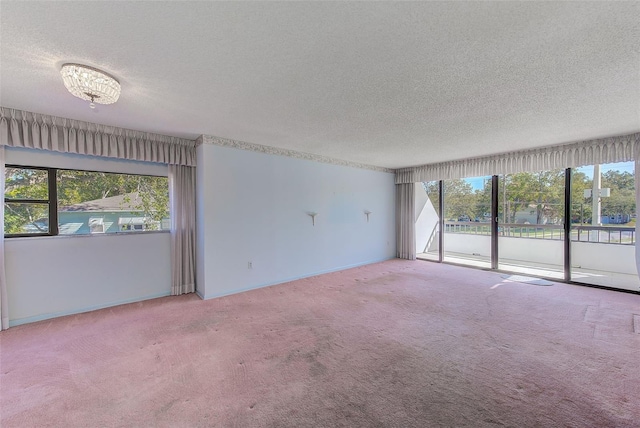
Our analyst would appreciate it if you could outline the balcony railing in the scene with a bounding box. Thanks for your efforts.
[572,225,635,245]
[500,223,564,240]
[444,221,635,245]
[444,221,491,235]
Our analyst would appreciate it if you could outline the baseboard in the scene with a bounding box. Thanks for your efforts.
[8,291,172,327]
[202,256,396,300]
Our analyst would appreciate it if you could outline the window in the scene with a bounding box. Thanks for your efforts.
[120,224,145,232]
[4,165,169,237]
[88,217,105,234]
[4,166,57,236]
[118,217,152,232]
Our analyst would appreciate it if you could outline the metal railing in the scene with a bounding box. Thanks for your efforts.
[444,221,491,235]
[572,226,635,245]
[444,221,635,245]
[500,223,564,240]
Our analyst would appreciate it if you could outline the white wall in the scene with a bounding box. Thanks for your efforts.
[4,145,396,325]
[5,233,171,326]
[196,144,396,299]
[499,236,564,266]
[444,233,493,258]
[415,185,439,254]
[573,242,637,275]
[445,233,636,276]
[446,233,564,265]
[5,148,171,326]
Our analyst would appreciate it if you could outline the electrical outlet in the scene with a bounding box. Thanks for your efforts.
[248,261,252,269]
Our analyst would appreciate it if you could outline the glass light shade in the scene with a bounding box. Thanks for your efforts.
[60,64,121,105]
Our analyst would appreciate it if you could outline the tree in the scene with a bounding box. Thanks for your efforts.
[503,170,564,224]
[474,179,492,221]
[570,170,592,224]
[603,170,634,190]
[122,176,170,228]
[443,179,476,220]
[601,170,635,220]
[4,167,50,234]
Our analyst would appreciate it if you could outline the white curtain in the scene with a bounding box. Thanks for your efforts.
[0,107,196,166]
[396,132,639,184]
[396,183,416,260]
[0,146,8,330]
[169,165,196,295]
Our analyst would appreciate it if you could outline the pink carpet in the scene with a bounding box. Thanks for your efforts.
[1,260,639,427]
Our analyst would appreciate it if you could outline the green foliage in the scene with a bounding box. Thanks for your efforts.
[4,203,49,234]
[4,168,50,234]
[443,179,479,220]
[500,170,565,224]
[601,170,635,218]
[570,171,592,223]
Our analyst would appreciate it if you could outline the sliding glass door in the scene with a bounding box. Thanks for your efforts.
[443,176,492,269]
[570,162,639,291]
[497,169,565,280]
[416,165,638,293]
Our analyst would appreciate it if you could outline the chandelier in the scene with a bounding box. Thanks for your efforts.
[60,64,121,108]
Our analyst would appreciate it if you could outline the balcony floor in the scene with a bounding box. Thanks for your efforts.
[418,251,640,292]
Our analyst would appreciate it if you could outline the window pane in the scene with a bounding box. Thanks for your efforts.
[57,170,170,235]
[443,176,492,268]
[571,162,639,291]
[497,169,565,280]
[4,202,50,234]
[4,167,49,200]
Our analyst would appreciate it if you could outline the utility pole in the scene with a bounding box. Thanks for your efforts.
[592,164,601,226]
[584,165,610,242]
[503,177,507,223]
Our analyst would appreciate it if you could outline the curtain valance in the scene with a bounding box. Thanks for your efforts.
[0,107,197,166]
[396,132,640,184]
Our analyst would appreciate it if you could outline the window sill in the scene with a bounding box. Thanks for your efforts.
[5,230,170,241]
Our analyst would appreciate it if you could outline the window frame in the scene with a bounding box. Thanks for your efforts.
[4,165,58,238]
[88,217,106,234]
[120,223,146,232]
[4,164,169,238]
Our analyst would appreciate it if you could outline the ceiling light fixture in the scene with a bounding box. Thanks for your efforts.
[60,63,121,109]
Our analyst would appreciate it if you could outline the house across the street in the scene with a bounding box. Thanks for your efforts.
[55,192,170,235]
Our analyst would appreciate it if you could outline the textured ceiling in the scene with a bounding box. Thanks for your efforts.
[1,2,639,169]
